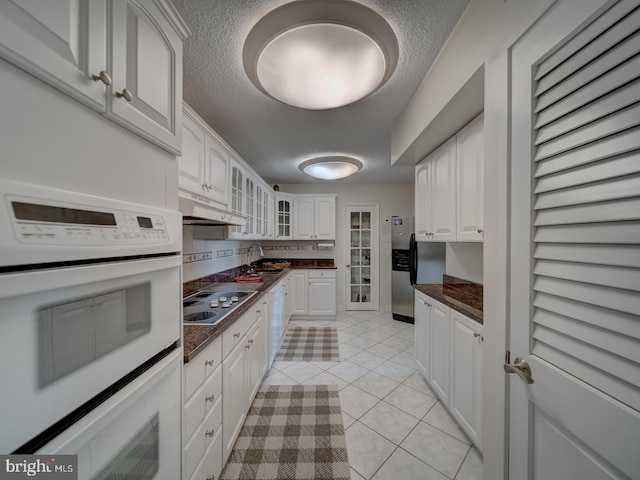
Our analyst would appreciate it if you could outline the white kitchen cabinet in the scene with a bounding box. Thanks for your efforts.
[228,159,246,238]
[0,0,108,112]
[222,304,266,463]
[450,309,483,451]
[456,114,484,242]
[414,115,484,243]
[275,193,294,240]
[431,138,457,242]
[244,175,256,237]
[183,336,223,480]
[290,270,309,316]
[0,0,189,155]
[255,182,274,239]
[179,106,230,208]
[308,270,336,317]
[414,158,433,241]
[414,291,431,380]
[429,296,451,406]
[267,275,291,367]
[293,195,336,240]
[222,334,246,463]
[108,0,187,154]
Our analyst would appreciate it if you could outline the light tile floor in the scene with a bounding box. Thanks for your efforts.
[261,310,483,480]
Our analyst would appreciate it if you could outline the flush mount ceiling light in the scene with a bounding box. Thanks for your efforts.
[299,156,363,180]
[243,1,399,110]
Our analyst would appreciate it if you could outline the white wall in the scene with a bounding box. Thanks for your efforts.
[278,183,414,312]
[446,243,483,283]
[392,0,549,165]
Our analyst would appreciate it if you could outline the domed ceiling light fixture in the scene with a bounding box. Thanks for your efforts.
[299,156,363,180]
[243,1,399,110]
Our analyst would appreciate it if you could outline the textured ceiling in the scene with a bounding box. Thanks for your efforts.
[170,0,470,185]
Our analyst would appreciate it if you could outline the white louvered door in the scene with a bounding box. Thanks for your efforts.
[508,0,640,478]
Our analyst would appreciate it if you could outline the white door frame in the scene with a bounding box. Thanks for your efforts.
[344,203,379,311]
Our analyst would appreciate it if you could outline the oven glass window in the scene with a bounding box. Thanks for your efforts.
[38,284,151,388]
[92,414,159,480]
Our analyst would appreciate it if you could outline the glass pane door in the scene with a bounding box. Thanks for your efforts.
[277,198,291,238]
[346,207,377,311]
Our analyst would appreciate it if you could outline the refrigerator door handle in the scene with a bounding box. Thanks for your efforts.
[409,233,417,285]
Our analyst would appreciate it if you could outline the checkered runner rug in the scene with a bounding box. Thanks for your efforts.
[275,326,339,362]
[220,384,350,480]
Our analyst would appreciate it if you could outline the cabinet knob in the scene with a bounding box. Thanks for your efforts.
[206,476,215,480]
[205,394,215,402]
[205,359,215,367]
[115,88,133,101]
[92,70,112,85]
[205,429,215,437]
[477,229,484,234]
[248,339,254,344]
[234,332,240,338]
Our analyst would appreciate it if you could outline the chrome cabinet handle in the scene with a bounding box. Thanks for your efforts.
[248,339,254,344]
[233,332,240,338]
[92,70,112,85]
[205,359,215,367]
[205,429,215,437]
[504,357,534,384]
[205,394,215,402]
[115,88,133,101]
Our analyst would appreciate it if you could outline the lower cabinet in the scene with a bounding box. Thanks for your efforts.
[222,306,267,463]
[291,269,336,319]
[449,309,483,451]
[414,290,483,452]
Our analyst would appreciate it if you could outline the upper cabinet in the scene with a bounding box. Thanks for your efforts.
[293,195,336,240]
[415,114,484,242]
[179,105,230,208]
[275,193,294,240]
[0,0,189,155]
[456,114,484,241]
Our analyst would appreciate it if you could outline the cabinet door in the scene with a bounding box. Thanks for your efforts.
[414,158,433,241]
[308,279,336,316]
[276,194,293,239]
[293,197,314,239]
[290,270,309,315]
[414,293,430,379]
[229,161,244,237]
[431,138,457,242]
[0,0,107,111]
[429,299,450,406]
[109,0,184,154]
[456,114,484,242]
[179,113,206,194]
[203,135,230,207]
[244,176,255,237]
[246,311,267,403]
[314,196,336,240]
[450,310,483,451]
[222,341,246,463]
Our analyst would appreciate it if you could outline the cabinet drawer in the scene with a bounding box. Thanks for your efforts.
[184,364,222,442]
[222,309,256,359]
[189,426,223,480]
[308,269,336,279]
[185,336,222,401]
[184,396,222,480]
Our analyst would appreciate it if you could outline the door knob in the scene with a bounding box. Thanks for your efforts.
[504,357,534,384]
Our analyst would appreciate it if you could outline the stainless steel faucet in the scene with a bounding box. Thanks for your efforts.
[246,244,264,272]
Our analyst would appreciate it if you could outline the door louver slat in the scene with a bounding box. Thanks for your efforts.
[532,3,640,412]
[534,0,640,80]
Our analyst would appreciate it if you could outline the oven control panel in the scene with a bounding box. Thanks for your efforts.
[9,198,169,246]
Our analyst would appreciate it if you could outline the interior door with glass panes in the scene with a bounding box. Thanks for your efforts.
[346,205,378,311]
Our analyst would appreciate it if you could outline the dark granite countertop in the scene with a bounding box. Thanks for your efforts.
[183,259,335,363]
[414,274,483,324]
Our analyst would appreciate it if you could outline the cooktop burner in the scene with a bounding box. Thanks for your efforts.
[184,311,219,323]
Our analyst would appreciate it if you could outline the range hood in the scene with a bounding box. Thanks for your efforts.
[179,196,246,226]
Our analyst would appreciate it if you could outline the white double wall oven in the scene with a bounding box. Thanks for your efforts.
[0,178,183,479]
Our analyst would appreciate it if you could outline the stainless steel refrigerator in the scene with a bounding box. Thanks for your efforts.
[391,216,445,323]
